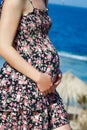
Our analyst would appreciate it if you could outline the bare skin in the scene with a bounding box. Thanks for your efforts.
[22,0,62,95]
[0,0,61,96]
[54,124,71,130]
[0,0,71,129]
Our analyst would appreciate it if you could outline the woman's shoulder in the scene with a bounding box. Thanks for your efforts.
[1,0,26,8]
[0,0,26,15]
[0,0,26,21]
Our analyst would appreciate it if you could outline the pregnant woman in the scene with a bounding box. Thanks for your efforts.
[0,0,71,129]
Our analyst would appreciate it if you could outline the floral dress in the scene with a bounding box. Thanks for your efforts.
[0,0,69,129]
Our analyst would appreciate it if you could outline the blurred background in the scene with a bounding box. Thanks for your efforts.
[0,0,87,130]
[48,1,87,130]
[48,0,87,83]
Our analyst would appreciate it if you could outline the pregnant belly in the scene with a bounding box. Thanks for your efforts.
[15,38,60,80]
[0,48,60,88]
[27,44,60,79]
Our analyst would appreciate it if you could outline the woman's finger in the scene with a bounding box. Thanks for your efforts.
[48,87,54,94]
[42,87,52,96]
[54,79,61,86]
[58,70,62,79]
[42,91,48,96]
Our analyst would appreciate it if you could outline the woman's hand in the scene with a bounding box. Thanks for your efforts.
[36,71,62,96]
[53,71,62,89]
[36,73,53,95]
[46,71,62,94]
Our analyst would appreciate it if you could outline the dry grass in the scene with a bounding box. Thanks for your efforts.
[70,110,87,130]
[78,110,87,130]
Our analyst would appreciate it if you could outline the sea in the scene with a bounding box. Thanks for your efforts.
[0,2,87,83]
[48,4,87,83]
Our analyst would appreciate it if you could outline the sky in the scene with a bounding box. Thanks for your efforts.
[0,0,87,8]
[49,0,87,8]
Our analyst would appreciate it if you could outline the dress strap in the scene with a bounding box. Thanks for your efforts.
[43,0,48,7]
[29,0,34,9]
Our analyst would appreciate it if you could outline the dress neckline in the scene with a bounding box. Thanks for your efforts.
[21,7,48,17]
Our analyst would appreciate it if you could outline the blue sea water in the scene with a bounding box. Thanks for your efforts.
[0,2,87,83]
[48,4,87,83]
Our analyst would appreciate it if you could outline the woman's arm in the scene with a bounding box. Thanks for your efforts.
[0,0,53,94]
[0,0,54,95]
[0,0,42,83]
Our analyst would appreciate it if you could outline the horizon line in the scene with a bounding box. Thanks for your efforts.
[48,2,87,9]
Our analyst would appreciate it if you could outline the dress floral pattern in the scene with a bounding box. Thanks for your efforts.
[0,0,69,129]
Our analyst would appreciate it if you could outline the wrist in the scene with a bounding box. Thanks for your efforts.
[33,71,42,84]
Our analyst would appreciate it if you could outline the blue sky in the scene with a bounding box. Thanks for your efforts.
[0,0,87,8]
[49,0,87,8]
